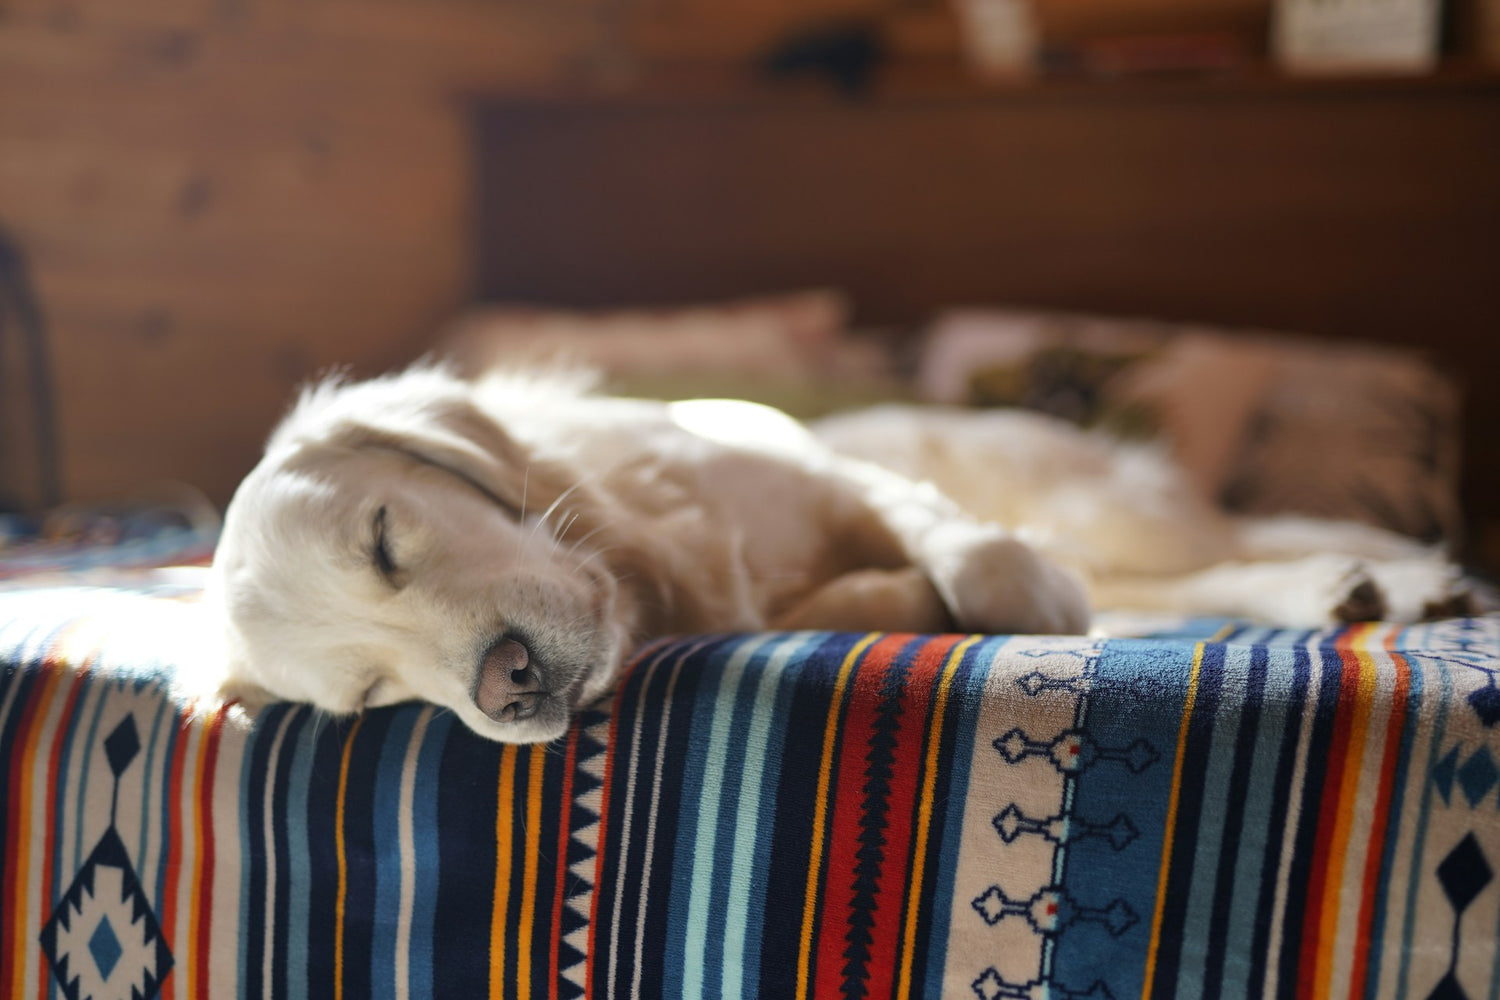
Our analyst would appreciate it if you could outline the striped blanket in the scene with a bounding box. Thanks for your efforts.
[1,581,1497,999]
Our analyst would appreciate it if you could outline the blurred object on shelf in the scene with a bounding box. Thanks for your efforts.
[1274,0,1442,72]
[759,20,889,96]
[1044,31,1254,75]
[952,0,1041,77]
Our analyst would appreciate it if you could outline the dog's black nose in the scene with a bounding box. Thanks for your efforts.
[475,637,545,722]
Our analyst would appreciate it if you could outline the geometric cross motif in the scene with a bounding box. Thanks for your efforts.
[993,728,1159,775]
[971,884,1138,938]
[39,715,173,1000]
[971,967,1117,1000]
[991,804,1139,850]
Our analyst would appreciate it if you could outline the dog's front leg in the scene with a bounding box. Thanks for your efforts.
[834,458,1091,635]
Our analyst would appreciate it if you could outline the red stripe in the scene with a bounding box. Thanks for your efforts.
[1349,635,1411,999]
[865,636,955,1000]
[194,707,228,997]
[548,725,580,1000]
[1295,636,1361,997]
[2,660,59,994]
[37,668,87,1000]
[813,634,908,999]
[160,714,191,1000]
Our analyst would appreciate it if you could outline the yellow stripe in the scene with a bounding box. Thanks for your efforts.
[896,635,979,1000]
[490,745,518,1000]
[1140,642,1206,999]
[334,716,365,1000]
[1315,624,1378,1000]
[516,745,547,1000]
[796,632,880,1000]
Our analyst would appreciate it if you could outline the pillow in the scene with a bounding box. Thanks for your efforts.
[435,290,910,418]
[918,309,1462,543]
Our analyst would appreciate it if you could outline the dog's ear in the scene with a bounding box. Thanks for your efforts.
[274,371,576,517]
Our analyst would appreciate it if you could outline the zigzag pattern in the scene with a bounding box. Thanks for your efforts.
[841,653,910,1000]
[558,707,612,998]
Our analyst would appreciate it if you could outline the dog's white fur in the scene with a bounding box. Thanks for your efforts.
[211,366,1473,743]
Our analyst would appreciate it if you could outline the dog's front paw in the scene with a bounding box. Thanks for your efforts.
[924,525,1090,635]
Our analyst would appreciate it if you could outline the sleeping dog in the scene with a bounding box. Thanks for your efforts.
[210,365,1473,742]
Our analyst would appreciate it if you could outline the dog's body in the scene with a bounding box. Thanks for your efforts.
[211,365,1473,742]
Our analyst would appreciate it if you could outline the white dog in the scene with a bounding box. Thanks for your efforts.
[211,366,1474,743]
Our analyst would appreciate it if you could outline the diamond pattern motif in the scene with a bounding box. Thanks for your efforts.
[1436,833,1493,914]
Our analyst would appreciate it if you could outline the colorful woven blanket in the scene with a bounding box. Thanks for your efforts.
[1,579,1497,999]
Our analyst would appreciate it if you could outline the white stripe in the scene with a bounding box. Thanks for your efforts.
[209,716,249,999]
[722,634,810,998]
[1262,633,1326,1000]
[682,636,771,1000]
[630,640,712,1000]
[395,707,435,1000]
[606,643,682,999]
[261,709,297,1000]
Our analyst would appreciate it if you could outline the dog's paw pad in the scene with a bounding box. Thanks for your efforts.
[1334,574,1386,623]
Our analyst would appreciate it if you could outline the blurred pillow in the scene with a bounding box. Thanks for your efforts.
[918,309,1462,543]
[436,290,909,417]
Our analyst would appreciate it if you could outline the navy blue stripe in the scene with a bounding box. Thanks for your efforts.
[271,708,309,999]
[1246,640,1313,996]
[304,715,360,995]
[1275,639,1343,993]
[1201,643,1270,999]
[1150,641,1228,1000]
[240,703,287,1000]
[755,631,864,996]
[337,708,395,1000]
[430,718,504,995]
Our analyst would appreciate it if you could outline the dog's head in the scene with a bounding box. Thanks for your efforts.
[210,368,638,742]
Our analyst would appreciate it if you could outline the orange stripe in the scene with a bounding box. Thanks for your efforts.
[1312,626,1377,999]
[1350,630,1410,999]
[517,746,546,1000]
[796,632,879,1000]
[491,745,518,1000]
[334,716,366,1000]
[1140,641,1206,1000]
[159,712,195,1000]
[38,669,87,1000]
[194,707,227,999]
[896,635,977,1000]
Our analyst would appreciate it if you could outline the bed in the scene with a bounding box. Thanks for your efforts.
[1,524,1498,999]
[5,86,1499,999]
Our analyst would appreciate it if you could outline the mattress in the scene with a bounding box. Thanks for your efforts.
[1,562,1497,999]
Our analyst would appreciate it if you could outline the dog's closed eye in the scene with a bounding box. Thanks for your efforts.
[372,506,403,588]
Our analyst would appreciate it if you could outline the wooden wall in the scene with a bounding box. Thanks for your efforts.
[1,0,928,511]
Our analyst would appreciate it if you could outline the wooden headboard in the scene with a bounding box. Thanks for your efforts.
[470,75,1500,563]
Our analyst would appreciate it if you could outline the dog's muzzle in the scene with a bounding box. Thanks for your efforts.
[474,636,546,722]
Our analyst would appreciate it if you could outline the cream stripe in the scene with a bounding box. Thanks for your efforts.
[1326,626,1396,997]
[209,715,247,1000]
[395,707,435,1000]
[1262,632,1327,1000]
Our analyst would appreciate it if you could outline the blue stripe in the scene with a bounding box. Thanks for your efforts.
[407,710,451,997]
[1216,643,1293,1000]
[682,635,770,1000]
[371,707,421,1000]
[1179,641,1253,997]
[722,632,811,1000]
[1364,627,1423,1000]
[284,709,323,1000]
[1393,624,1454,1000]
[72,674,110,871]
